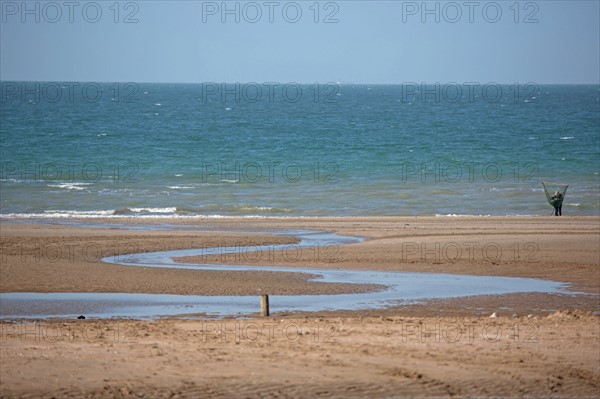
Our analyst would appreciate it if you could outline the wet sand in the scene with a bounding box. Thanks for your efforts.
[1,216,599,398]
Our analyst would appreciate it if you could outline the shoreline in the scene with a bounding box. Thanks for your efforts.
[1,216,599,397]
[1,216,598,314]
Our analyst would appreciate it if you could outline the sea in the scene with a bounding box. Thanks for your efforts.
[1,82,598,218]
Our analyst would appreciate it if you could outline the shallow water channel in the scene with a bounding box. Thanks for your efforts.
[1,228,568,319]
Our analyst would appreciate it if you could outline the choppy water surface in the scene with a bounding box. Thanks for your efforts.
[1,84,598,217]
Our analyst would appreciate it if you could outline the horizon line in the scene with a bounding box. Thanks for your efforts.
[1,80,599,85]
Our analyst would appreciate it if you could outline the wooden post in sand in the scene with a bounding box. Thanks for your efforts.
[260,294,269,317]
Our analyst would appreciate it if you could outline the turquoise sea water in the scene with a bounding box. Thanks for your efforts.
[1,82,598,217]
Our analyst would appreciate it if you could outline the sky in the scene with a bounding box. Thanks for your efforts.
[1,0,599,84]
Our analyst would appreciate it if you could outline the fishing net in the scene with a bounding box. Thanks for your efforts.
[542,181,569,207]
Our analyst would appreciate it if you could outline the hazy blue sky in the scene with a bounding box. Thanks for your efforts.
[1,0,599,83]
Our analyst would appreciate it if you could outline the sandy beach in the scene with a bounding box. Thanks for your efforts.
[1,216,599,398]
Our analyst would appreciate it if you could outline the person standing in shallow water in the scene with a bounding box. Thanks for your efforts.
[551,191,564,216]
